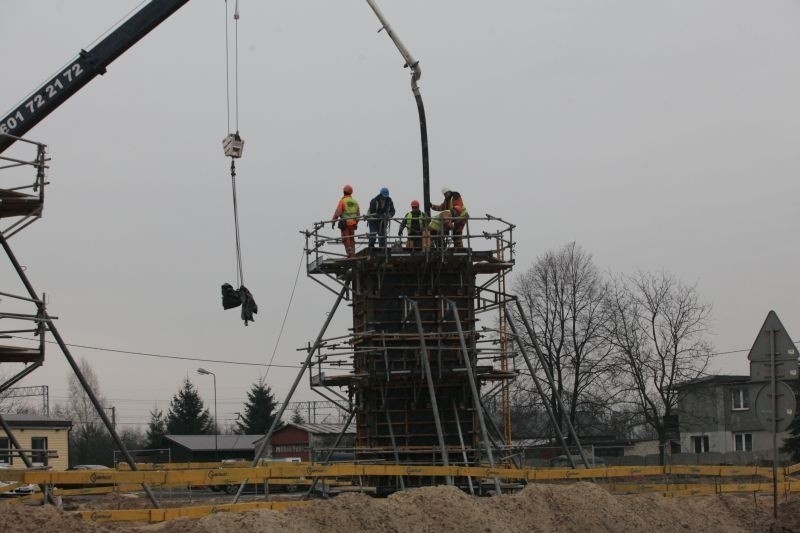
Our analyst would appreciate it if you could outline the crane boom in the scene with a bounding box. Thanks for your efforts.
[0,0,192,154]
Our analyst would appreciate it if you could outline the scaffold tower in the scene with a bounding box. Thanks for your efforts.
[301,215,517,491]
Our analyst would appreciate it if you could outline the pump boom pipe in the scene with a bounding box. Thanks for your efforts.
[364,0,430,217]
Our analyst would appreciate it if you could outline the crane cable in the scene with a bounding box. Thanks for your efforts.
[220,0,256,325]
[225,0,244,287]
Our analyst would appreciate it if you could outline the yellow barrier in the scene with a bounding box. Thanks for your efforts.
[76,500,309,523]
[0,462,797,524]
[2,463,796,487]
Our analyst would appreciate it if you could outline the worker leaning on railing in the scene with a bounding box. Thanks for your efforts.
[427,210,453,249]
[430,187,468,249]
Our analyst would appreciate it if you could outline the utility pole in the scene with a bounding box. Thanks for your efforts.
[104,406,116,429]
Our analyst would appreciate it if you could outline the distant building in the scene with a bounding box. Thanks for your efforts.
[162,434,261,463]
[675,312,800,462]
[0,413,72,470]
[256,423,355,462]
[676,372,798,459]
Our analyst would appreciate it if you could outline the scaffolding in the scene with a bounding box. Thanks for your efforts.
[298,216,518,492]
[0,133,161,507]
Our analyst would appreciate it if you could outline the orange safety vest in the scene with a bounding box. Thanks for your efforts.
[339,195,359,227]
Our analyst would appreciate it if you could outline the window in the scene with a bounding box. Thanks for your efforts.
[731,388,750,410]
[31,437,47,466]
[734,433,753,452]
[691,435,710,453]
[0,437,10,465]
[274,444,306,454]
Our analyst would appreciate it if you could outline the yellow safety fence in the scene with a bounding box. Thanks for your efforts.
[0,462,794,485]
[1,462,799,523]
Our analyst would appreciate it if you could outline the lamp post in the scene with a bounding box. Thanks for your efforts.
[196,368,218,461]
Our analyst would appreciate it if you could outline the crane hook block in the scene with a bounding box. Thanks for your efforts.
[223,132,245,159]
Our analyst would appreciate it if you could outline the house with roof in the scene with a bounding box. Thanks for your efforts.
[0,413,72,470]
[255,422,355,462]
[162,434,262,463]
[675,312,799,462]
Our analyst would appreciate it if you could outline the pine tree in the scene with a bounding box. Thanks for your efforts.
[146,408,167,448]
[290,407,305,425]
[780,379,800,461]
[166,378,214,435]
[235,377,280,434]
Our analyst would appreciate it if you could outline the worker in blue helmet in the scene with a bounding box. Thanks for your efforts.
[367,187,396,248]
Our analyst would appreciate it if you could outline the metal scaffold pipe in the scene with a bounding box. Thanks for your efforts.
[233,281,351,503]
[0,233,161,508]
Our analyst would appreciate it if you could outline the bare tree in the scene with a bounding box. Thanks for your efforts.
[62,358,114,465]
[512,242,613,439]
[65,358,108,427]
[605,271,712,464]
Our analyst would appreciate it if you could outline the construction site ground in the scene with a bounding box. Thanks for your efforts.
[0,483,798,533]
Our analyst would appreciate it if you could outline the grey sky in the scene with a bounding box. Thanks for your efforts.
[1,1,798,430]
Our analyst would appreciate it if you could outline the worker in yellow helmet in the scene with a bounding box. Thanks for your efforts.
[427,209,453,249]
[331,184,360,257]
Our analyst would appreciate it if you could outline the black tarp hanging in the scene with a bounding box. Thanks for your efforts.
[221,283,257,325]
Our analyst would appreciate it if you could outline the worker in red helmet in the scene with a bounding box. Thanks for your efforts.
[398,199,428,250]
[331,184,360,257]
[430,187,468,249]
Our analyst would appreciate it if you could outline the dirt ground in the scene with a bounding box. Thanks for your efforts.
[0,483,797,533]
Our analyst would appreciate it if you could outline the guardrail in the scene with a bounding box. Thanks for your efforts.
[2,462,798,486]
[303,214,515,262]
[4,462,800,523]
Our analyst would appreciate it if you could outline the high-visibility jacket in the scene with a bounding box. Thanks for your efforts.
[453,203,468,219]
[340,196,359,218]
[432,192,468,218]
[400,210,426,234]
[429,211,450,233]
[333,194,360,227]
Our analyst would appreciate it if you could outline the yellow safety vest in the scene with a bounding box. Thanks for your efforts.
[429,213,445,232]
[341,196,359,218]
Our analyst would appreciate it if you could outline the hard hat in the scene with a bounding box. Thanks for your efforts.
[380,187,390,197]
[343,184,353,195]
[441,187,451,195]
[411,200,420,208]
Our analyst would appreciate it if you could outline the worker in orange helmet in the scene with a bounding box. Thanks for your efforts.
[331,184,360,257]
[430,187,469,249]
[398,199,428,251]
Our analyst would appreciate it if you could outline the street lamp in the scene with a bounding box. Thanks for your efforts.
[196,368,218,461]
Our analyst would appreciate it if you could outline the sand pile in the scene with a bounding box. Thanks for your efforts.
[0,483,788,532]
[141,483,772,533]
[0,503,109,533]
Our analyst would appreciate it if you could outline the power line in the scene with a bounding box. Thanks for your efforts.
[265,248,305,380]
[709,348,749,357]
[10,336,341,371]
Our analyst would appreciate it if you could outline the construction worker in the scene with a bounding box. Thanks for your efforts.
[427,210,453,249]
[331,184,360,257]
[367,187,395,248]
[430,187,469,249]
[397,199,428,250]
